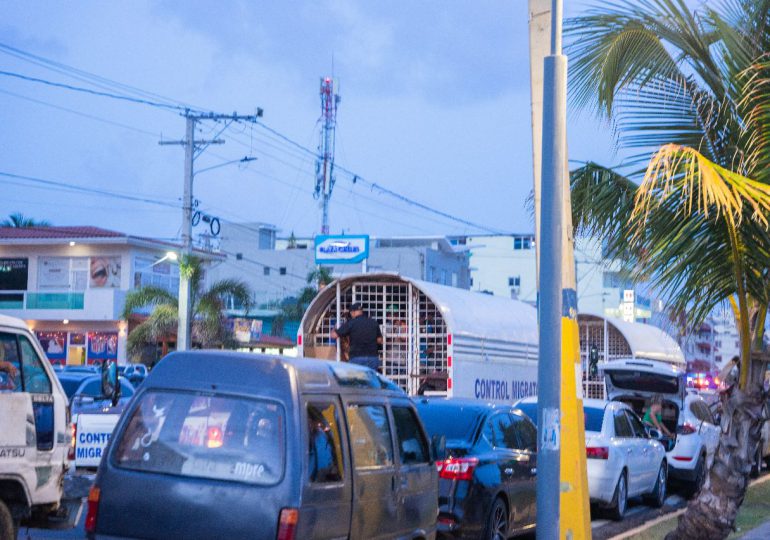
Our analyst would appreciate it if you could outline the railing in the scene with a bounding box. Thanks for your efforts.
[25,293,85,310]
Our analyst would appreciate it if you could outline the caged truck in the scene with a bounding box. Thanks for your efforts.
[0,314,81,538]
[298,273,540,400]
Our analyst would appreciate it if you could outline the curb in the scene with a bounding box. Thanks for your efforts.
[608,473,770,540]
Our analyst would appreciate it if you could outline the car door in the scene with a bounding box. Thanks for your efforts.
[300,396,351,540]
[390,403,436,537]
[625,410,657,489]
[510,412,538,528]
[345,401,399,540]
[613,409,643,496]
[693,400,720,455]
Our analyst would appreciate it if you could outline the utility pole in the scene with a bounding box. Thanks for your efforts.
[161,109,262,351]
[529,1,592,539]
[315,77,340,235]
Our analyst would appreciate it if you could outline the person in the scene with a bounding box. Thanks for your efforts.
[643,394,674,438]
[331,303,383,371]
[0,343,19,390]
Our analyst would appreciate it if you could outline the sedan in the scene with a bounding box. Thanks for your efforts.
[414,397,537,539]
[516,397,668,520]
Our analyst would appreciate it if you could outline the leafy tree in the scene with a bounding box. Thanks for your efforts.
[122,256,252,361]
[272,267,333,336]
[567,1,770,537]
[1,212,51,227]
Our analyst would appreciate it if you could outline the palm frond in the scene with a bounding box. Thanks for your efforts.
[198,278,253,314]
[121,286,177,319]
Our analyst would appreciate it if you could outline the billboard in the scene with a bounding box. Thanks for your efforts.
[315,235,369,264]
[233,319,263,343]
[90,257,121,288]
[87,332,118,361]
[0,258,28,290]
[36,331,68,362]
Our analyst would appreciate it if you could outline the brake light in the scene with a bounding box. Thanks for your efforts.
[678,423,696,435]
[673,456,693,461]
[586,447,609,459]
[276,508,298,540]
[68,423,76,461]
[438,457,478,481]
[297,334,302,346]
[84,486,100,533]
[206,426,224,448]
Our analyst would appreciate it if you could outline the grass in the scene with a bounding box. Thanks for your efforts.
[622,478,770,540]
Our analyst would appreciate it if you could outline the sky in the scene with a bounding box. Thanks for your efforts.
[0,0,618,243]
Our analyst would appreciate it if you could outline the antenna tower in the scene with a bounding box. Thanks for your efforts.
[314,77,340,234]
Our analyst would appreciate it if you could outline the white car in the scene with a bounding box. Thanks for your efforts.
[515,397,667,520]
[602,359,720,496]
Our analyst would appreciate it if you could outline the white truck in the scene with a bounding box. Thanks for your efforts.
[0,314,79,537]
[298,273,540,399]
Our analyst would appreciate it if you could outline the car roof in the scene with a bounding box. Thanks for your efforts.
[413,396,521,414]
[0,314,29,331]
[75,375,134,391]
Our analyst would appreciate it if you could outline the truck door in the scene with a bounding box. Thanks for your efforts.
[299,397,352,540]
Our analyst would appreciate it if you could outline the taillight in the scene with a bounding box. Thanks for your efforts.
[68,423,76,461]
[586,447,609,459]
[277,508,298,540]
[672,456,693,461]
[206,426,224,448]
[84,486,100,533]
[438,457,478,481]
[678,423,696,435]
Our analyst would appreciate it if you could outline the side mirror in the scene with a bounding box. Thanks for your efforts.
[101,360,121,407]
[431,434,447,463]
[646,427,662,440]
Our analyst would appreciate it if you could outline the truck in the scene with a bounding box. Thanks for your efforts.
[298,273,540,399]
[0,314,80,537]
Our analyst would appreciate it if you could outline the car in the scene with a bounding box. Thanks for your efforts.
[602,359,720,496]
[85,352,440,540]
[123,363,148,387]
[414,397,537,539]
[515,397,668,520]
[56,371,97,402]
[70,375,136,468]
[62,364,100,374]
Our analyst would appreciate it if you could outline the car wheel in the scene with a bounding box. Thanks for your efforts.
[685,455,705,498]
[608,472,628,521]
[0,499,18,540]
[644,462,667,508]
[482,497,508,540]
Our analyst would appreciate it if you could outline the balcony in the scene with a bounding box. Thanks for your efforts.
[0,289,127,321]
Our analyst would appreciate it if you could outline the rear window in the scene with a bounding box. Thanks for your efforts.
[416,403,481,443]
[584,407,605,432]
[113,390,285,486]
[59,378,84,399]
[607,370,679,394]
[515,403,538,426]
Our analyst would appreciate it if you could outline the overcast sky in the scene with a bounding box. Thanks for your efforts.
[0,1,617,242]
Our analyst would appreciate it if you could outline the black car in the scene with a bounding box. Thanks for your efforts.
[415,397,538,539]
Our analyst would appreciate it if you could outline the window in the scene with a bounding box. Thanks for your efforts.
[440,270,447,285]
[279,267,287,276]
[514,236,533,250]
[0,332,22,392]
[236,253,243,260]
[38,257,88,291]
[483,413,519,450]
[263,267,270,276]
[392,406,429,464]
[115,391,285,485]
[307,402,343,483]
[19,336,52,394]
[508,276,521,287]
[613,412,633,438]
[133,256,179,294]
[584,407,605,432]
[625,411,647,438]
[512,413,537,450]
[346,404,394,468]
[690,401,715,425]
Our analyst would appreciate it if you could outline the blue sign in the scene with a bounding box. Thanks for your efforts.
[315,235,369,264]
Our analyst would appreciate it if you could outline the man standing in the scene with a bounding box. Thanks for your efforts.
[331,303,382,371]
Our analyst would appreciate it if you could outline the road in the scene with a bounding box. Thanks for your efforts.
[19,468,768,539]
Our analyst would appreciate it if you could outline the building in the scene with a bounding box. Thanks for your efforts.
[208,222,472,307]
[0,226,217,365]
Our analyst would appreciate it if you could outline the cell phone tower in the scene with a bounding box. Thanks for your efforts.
[314,77,341,235]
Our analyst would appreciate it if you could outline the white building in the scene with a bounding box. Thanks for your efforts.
[0,226,217,365]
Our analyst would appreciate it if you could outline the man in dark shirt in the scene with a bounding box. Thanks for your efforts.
[331,303,383,371]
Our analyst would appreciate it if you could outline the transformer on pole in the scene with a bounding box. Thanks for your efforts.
[315,77,341,235]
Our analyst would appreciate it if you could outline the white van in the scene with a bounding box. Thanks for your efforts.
[0,314,74,536]
[602,358,720,495]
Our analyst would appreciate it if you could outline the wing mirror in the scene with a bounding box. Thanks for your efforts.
[101,359,121,407]
[431,434,447,463]
[646,427,662,440]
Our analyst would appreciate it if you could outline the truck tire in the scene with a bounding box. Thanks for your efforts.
[0,499,18,540]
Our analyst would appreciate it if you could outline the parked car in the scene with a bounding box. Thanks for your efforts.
[123,363,148,387]
[85,352,440,540]
[70,376,135,468]
[63,365,100,375]
[56,371,97,402]
[602,359,720,496]
[414,397,537,539]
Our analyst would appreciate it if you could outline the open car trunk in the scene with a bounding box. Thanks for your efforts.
[612,394,680,435]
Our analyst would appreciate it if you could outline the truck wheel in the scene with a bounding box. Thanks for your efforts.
[0,499,18,540]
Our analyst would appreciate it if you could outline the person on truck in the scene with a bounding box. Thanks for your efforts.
[331,303,383,372]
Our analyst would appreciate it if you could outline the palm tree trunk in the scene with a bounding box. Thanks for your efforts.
[666,361,766,540]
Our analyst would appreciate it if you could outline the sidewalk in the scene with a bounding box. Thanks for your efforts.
[740,520,770,540]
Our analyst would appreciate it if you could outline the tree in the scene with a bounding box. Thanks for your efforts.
[567,1,770,537]
[272,267,333,336]
[1,212,51,227]
[122,256,252,361]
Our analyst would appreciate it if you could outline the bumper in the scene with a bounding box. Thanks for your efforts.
[587,460,618,505]
[669,459,699,481]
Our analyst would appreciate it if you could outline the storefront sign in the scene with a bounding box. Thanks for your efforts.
[36,331,68,362]
[233,319,263,343]
[0,258,28,290]
[90,257,121,288]
[87,332,118,360]
[315,235,369,264]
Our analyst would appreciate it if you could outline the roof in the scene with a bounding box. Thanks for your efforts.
[0,226,223,259]
[0,313,28,330]
[302,273,538,346]
[579,313,685,365]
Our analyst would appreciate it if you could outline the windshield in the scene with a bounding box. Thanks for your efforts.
[515,402,537,426]
[114,390,285,486]
[607,370,679,394]
[415,403,482,443]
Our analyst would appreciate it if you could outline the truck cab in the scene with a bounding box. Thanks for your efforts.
[0,314,73,536]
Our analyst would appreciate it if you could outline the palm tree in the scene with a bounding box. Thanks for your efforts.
[567,1,770,537]
[272,267,333,336]
[1,212,51,227]
[122,256,252,361]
